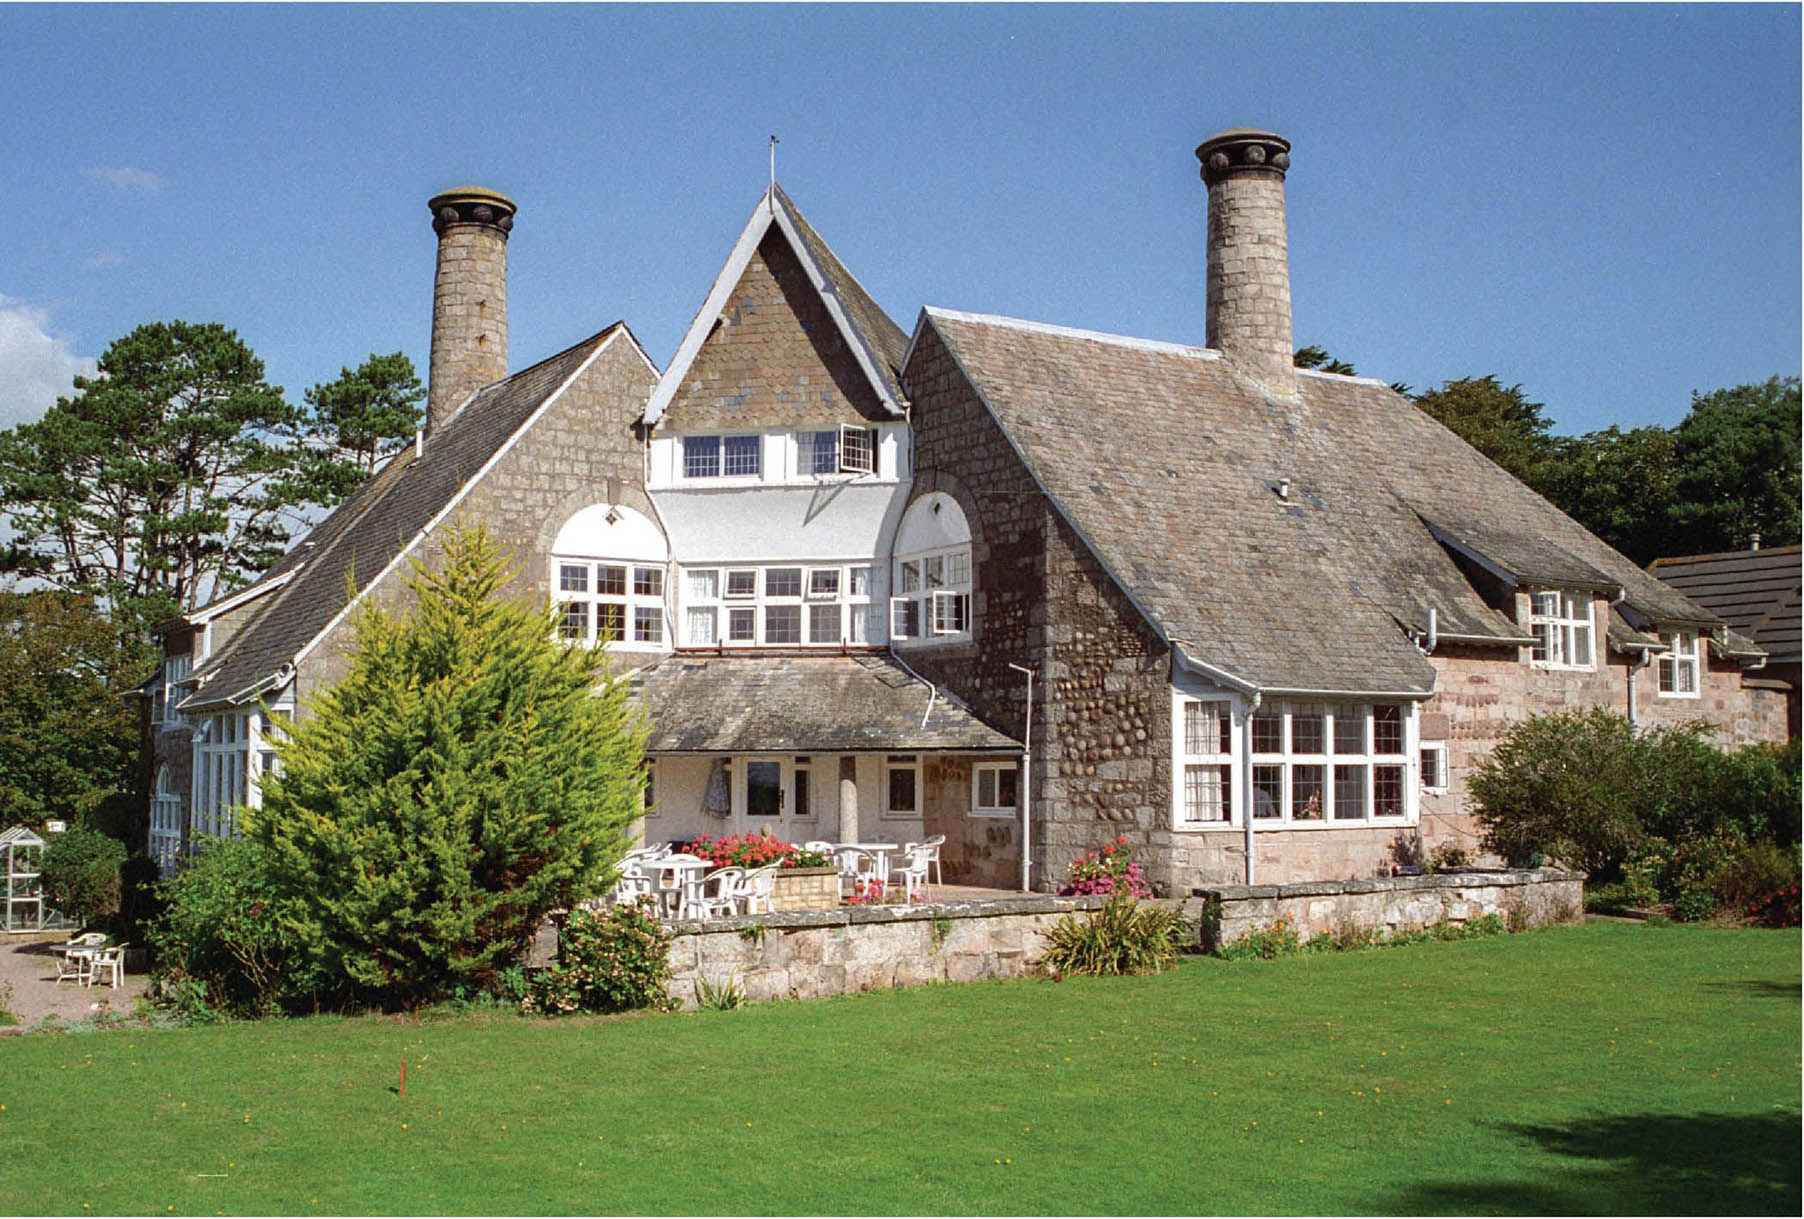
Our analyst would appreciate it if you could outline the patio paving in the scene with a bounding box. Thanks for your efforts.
[0,936,149,1031]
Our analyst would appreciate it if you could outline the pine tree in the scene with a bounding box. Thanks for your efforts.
[245,522,647,1008]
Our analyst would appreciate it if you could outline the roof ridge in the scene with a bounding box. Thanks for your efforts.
[923,307,1220,359]
[1650,543,1803,568]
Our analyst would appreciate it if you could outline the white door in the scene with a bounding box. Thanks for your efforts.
[739,756,821,843]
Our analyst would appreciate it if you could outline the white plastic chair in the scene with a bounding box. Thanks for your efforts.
[889,849,931,906]
[802,840,835,856]
[736,865,779,915]
[833,847,877,900]
[918,834,946,892]
[90,943,127,988]
[55,947,91,986]
[694,867,746,919]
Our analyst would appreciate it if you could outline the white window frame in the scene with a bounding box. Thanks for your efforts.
[1655,630,1701,699]
[551,558,669,652]
[680,432,764,481]
[1419,741,1449,794]
[1528,590,1596,670]
[1174,695,1417,831]
[971,761,1020,818]
[882,754,921,821]
[1175,698,1235,828]
[191,711,252,842]
[891,544,972,646]
[161,653,192,727]
[150,764,183,875]
[681,562,883,649]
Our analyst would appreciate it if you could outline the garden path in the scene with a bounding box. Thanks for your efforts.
[0,936,149,1031]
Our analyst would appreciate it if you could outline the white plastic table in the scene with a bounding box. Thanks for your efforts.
[643,856,710,918]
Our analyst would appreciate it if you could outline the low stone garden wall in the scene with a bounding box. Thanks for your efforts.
[1192,868,1585,951]
[768,866,839,912]
[661,896,1105,1006]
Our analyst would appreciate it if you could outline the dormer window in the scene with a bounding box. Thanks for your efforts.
[1528,591,1594,670]
[549,504,671,653]
[892,493,973,647]
[1656,630,1700,697]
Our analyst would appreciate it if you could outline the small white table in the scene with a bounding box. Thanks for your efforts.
[643,856,710,919]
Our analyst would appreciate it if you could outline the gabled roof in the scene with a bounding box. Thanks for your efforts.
[641,184,908,428]
[180,324,652,711]
[629,653,1018,753]
[911,308,1726,696]
[1651,546,1801,665]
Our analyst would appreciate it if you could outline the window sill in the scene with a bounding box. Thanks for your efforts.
[1655,689,1701,700]
[970,808,1017,819]
[1528,661,1596,673]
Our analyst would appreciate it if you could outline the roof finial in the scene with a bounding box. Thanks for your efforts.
[769,135,779,203]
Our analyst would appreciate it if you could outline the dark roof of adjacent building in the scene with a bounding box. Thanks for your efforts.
[1651,546,1802,665]
[915,309,1728,695]
[629,653,1020,753]
[179,325,632,711]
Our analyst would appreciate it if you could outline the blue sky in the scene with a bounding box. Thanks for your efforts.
[1,3,1798,435]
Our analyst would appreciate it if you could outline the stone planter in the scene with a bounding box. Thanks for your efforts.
[770,866,840,912]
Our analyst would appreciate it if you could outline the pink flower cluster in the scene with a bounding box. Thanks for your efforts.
[1058,836,1155,898]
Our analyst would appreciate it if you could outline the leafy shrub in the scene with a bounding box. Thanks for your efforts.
[1427,844,1472,871]
[1043,897,1185,976]
[39,826,126,929]
[525,901,676,1015]
[1749,884,1800,928]
[685,832,828,870]
[1717,741,1801,846]
[1709,841,1801,912]
[1057,837,1154,898]
[1218,918,1302,960]
[693,973,745,1011]
[248,525,647,1010]
[149,837,311,1019]
[1671,890,1721,923]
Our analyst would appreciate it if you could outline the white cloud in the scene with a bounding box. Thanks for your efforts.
[85,166,162,192]
[0,296,96,429]
[85,252,123,270]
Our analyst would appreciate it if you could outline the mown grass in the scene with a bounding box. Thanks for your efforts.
[1,920,1797,1215]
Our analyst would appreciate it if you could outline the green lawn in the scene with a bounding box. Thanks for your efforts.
[2,920,1797,1216]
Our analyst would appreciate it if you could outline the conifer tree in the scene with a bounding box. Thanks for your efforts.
[245,522,646,1008]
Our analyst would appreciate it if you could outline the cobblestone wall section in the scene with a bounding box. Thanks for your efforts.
[904,325,1171,891]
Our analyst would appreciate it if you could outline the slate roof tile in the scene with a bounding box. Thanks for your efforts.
[1651,546,1801,664]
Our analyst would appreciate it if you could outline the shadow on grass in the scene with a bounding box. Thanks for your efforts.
[1702,978,1801,1001]
[1392,1110,1802,1216]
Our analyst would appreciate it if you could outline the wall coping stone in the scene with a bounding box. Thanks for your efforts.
[665,894,1105,936]
[1192,868,1584,902]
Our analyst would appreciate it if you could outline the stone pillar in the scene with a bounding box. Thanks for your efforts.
[427,186,516,432]
[838,756,859,843]
[1196,128,1295,399]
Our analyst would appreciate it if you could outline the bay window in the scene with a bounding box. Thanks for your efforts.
[681,562,883,648]
[553,559,666,649]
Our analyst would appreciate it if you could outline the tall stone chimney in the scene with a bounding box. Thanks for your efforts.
[426,186,516,431]
[1196,128,1295,398]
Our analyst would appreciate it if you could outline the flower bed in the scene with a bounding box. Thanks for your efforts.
[1058,837,1154,898]
[683,833,830,871]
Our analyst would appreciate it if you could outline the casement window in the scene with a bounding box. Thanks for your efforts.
[891,546,972,643]
[681,563,883,648]
[1419,741,1450,794]
[150,765,182,876]
[972,761,1020,817]
[1656,630,1701,698]
[1528,591,1595,669]
[793,756,813,821]
[552,560,667,649]
[883,755,920,819]
[682,433,762,479]
[1179,699,1415,829]
[1177,700,1234,826]
[800,426,878,477]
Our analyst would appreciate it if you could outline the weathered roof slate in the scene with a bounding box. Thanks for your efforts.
[917,309,1725,694]
[1651,546,1801,664]
[773,185,909,405]
[180,326,628,710]
[629,653,1019,753]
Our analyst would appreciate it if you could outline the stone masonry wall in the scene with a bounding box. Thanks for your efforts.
[660,231,890,431]
[903,325,1171,892]
[1195,869,1585,950]
[428,223,510,429]
[299,334,659,701]
[659,896,1105,1005]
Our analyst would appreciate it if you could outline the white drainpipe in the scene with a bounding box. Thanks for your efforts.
[1242,691,1262,885]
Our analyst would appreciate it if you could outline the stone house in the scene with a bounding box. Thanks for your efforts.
[147,130,1788,892]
